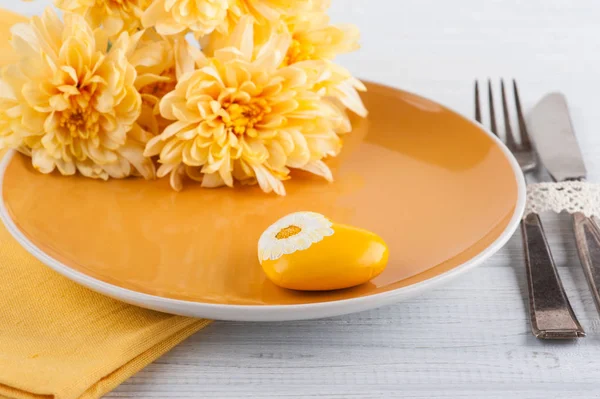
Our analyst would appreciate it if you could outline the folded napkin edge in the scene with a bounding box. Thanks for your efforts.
[0,319,211,399]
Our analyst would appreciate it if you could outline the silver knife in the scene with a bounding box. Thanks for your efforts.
[528,93,600,313]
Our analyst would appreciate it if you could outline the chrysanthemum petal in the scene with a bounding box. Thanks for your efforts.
[201,171,226,188]
[298,160,333,182]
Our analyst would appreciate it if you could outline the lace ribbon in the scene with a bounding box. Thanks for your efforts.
[525,181,600,217]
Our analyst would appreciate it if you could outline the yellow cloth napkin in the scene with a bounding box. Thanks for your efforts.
[0,238,210,399]
[0,8,211,399]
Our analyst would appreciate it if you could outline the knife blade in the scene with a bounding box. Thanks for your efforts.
[528,92,600,315]
[528,93,586,182]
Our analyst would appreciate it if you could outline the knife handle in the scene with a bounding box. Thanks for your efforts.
[573,212,600,313]
[522,213,585,339]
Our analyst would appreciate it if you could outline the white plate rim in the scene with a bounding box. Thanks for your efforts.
[0,88,527,322]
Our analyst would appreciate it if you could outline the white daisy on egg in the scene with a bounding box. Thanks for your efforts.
[258,212,335,263]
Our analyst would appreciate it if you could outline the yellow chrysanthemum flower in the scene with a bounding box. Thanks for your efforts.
[282,1,358,65]
[55,0,150,37]
[125,30,203,136]
[204,0,354,62]
[202,0,367,128]
[0,8,154,180]
[142,0,309,37]
[144,16,342,195]
[222,0,311,34]
[280,0,366,123]
[0,66,30,151]
[142,0,229,36]
[308,61,368,133]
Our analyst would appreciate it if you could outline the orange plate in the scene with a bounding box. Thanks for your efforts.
[0,81,525,320]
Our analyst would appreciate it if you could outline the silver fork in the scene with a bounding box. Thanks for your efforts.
[475,79,585,339]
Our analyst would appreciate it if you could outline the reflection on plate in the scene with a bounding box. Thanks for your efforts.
[0,82,525,321]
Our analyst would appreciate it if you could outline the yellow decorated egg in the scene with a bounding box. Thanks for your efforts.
[258,212,389,291]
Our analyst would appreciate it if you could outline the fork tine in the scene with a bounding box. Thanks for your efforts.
[487,79,498,136]
[500,79,517,150]
[513,80,532,150]
[474,81,482,123]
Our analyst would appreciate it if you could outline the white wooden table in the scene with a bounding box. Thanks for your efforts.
[9,1,600,397]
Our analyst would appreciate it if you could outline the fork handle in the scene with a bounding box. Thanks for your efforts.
[521,213,585,339]
[573,212,600,313]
